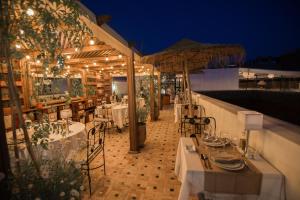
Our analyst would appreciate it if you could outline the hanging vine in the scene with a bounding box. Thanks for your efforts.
[0,0,92,176]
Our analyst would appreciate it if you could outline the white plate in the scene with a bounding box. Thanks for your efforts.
[212,160,245,171]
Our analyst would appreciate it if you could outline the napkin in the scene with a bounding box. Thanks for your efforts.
[212,155,241,164]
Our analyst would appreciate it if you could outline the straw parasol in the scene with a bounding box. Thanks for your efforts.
[142,38,245,115]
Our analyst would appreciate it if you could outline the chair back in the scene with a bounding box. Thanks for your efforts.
[86,122,106,162]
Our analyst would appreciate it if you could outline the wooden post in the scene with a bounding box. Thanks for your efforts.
[182,65,186,100]
[157,70,162,110]
[127,47,139,153]
[184,58,193,116]
[150,64,155,120]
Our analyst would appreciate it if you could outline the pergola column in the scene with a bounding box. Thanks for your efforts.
[184,58,193,116]
[157,70,162,110]
[127,47,139,153]
[150,64,155,121]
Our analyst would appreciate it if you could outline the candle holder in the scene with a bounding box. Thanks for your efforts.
[60,109,72,134]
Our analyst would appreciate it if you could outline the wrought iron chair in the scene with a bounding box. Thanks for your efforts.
[94,106,113,133]
[81,122,106,196]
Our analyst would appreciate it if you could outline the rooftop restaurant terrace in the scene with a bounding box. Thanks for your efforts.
[0,1,300,200]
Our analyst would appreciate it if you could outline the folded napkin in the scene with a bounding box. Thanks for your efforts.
[212,156,241,164]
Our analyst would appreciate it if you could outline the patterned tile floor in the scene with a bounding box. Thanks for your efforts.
[82,107,183,200]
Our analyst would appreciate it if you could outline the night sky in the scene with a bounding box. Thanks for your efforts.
[81,0,300,60]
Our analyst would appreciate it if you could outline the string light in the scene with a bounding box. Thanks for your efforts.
[26,8,34,16]
[75,48,79,52]
[25,55,30,59]
[122,63,125,66]
[105,57,109,61]
[36,60,40,64]
[142,65,144,69]
[20,29,24,34]
[118,54,122,59]
[67,65,70,69]
[66,55,71,59]
[15,44,21,49]
[93,62,96,66]
[89,39,95,45]
[85,64,89,68]
[110,66,113,69]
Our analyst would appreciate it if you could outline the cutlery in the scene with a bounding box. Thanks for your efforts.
[200,154,208,169]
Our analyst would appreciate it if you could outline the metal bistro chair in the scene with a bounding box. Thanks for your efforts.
[180,104,204,136]
[81,122,106,196]
[94,106,113,133]
[179,104,190,136]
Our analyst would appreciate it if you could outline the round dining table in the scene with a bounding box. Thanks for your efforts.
[6,121,86,161]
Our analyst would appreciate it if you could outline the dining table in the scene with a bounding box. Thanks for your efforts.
[174,103,188,123]
[6,121,86,161]
[175,137,284,200]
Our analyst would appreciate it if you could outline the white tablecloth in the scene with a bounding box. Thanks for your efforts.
[175,138,284,200]
[7,122,86,161]
[112,105,128,128]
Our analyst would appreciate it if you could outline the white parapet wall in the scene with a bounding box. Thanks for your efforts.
[192,91,300,200]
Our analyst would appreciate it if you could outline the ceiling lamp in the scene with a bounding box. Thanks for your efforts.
[110,66,113,69]
[89,39,95,45]
[36,59,40,64]
[122,63,125,66]
[25,55,30,60]
[66,55,71,59]
[101,68,104,70]
[15,44,21,49]
[267,74,275,79]
[26,8,34,16]
[142,65,144,69]
[105,57,109,61]
[67,65,70,69]
[85,64,89,68]
[75,48,79,52]
[20,29,24,35]
[93,62,96,66]
[118,54,122,59]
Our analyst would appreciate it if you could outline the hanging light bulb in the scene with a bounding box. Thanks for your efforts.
[89,39,95,45]
[25,55,30,60]
[118,54,122,59]
[67,65,70,69]
[66,55,71,59]
[122,63,125,66]
[36,59,40,64]
[20,29,24,35]
[75,48,79,52]
[105,57,109,61]
[142,65,144,69]
[101,68,104,70]
[110,66,113,69]
[15,44,21,49]
[93,62,96,66]
[85,64,89,68]
[26,8,34,16]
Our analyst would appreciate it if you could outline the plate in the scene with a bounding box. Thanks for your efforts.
[203,139,230,147]
[212,159,245,171]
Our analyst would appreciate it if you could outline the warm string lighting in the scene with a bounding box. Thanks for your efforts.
[15,44,21,49]
[25,55,30,60]
[93,62,97,66]
[89,39,95,45]
[118,54,122,59]
[66,55,71,59]
[26,8,34,16]
[122,63,125,66]
[105,57,109,61]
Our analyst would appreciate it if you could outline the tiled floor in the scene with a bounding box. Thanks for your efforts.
[82,107,182,200]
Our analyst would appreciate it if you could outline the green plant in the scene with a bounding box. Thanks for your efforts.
[9,157,83,200]
[136,106,148,124]
[86,85,96,96]
[71,78,83,97]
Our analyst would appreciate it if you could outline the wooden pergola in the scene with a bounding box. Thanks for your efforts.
[142,39,245,115]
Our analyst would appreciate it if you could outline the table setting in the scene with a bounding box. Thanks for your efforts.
[175,136,284,200]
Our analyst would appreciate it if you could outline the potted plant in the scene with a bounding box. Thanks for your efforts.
[136,106,148,148]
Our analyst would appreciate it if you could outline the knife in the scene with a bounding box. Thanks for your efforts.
[200,153,208,169]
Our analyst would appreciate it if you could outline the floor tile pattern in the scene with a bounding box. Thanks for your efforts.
[81,107,184,200]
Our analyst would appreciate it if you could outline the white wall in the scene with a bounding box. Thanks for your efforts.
[192,92,300,200]
[190,68,239,91]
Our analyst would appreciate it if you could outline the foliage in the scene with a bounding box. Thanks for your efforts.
[7,0,92,75]
[9,157,83,200]
[86,85,96,96]
[31,113,67,150]
[70,78,83,97]
[136,106,148,124]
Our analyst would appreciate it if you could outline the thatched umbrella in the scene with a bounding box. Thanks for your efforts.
[142,38,245,115]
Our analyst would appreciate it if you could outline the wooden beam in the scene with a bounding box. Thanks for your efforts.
[157,70,162,110]
[127,47,139,153]
[62,44,113,55]
[150,65,155,121]
[65,56,125,64]
[184,58,193,116]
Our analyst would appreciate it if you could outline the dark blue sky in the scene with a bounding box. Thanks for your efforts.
[81,0,300,60]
